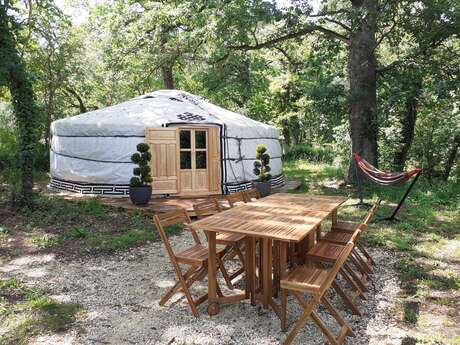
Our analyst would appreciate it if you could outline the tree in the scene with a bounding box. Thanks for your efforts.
[210,0,460,180]
[0,0,41,205]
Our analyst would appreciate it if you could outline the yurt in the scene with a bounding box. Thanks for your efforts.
[50,90,284,196]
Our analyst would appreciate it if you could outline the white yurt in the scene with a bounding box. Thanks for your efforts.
[50,90,284,196]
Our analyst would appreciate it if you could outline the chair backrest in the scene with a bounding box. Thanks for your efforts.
[243,188,261,202]
[225,191,247,207]
[319,236,357,296]
[363,199,382,226]
[153,208,201,257]
[193,198,222,219]
[349,227,363,244]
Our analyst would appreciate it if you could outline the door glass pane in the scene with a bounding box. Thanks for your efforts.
[180,130,191,149]
[196,151,207,169]
[195,130,207,149]
[180,151,191,169]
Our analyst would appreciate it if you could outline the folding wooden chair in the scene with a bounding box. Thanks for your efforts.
[305,228,366,316]
[193,199,246,289]
[243,188,261,202]
[153,208,227,317]
[225,191,247,208]
[325,199,381,271]
[280,240,355,345]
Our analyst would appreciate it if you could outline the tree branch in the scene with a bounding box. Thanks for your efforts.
[321,18,351,32]
[218,25,349,62]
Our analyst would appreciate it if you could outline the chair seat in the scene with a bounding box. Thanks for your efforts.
[332,221,360,233]
[280,266,329,293]
[306,240,345,263]
[176,244,225,266]
[323,231,353,245]
[216,232,246,245]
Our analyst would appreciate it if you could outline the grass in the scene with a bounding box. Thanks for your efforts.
[0,278,83,345]
[0,194,185,255]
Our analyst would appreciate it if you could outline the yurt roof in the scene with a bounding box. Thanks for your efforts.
[51,90,278,138]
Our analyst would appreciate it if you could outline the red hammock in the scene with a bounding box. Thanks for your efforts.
[354,153,422,186]
[353,153,423,222]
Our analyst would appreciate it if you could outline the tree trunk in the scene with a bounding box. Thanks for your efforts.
[393,79,422,171]
[0,3,41,206]
[160,25,174,89]
[161,65,174,89]
[443,131,460,180]
[347,0,378,181]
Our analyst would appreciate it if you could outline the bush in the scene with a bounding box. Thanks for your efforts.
[253,144,271,181]
[283,144,334,163]
[129,143,152,187]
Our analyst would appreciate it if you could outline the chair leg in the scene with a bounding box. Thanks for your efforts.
[331,279,362,316]
[159,266,197,306]
[357,242,375,266]
[351,249,373,276]
[321,296,355,338]
[283,291,317,345]
[177,268,200,317]
[343,262,367,293]
[352,248,373,275]
[217,255,234,289]
[311,311,340,345]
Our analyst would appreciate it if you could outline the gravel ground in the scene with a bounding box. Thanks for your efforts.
[1,232,408,345]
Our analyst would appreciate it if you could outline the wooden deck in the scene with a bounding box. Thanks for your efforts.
[46,180,302,217]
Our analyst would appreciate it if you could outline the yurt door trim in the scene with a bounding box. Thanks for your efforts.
[145,126,221,196]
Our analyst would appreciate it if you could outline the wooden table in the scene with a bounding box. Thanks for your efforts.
[190,193,348,317]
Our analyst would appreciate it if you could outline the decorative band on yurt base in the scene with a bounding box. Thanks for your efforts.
[49,178,130,196]
[49,174,285,196]
[224,174,285,194]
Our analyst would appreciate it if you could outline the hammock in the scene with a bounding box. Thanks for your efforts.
[354,153,422,186]
[353,153,423,222]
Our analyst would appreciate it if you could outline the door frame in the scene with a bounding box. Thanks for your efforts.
[170,124,222,197]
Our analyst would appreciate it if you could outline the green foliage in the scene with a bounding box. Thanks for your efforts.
[130,143,152,187]
[29,234,61,248]
[66,227,90,239]
[253,144,271,181]
[0,278,83,345]
[137,143,149,152]
[283,144,334,163]
[0,4,43,206]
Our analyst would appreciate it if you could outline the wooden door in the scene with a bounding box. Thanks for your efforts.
[178,127,220,195]
[146,128,179,194]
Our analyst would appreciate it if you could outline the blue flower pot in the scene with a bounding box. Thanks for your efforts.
[129,186,152,205]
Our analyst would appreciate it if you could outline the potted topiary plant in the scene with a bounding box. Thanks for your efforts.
[129,143,153,205]
[252,144,272,197]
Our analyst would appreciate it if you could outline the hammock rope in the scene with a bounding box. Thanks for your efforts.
[353,153,423,222]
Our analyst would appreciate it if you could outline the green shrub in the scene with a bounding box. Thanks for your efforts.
[253,144,271,181]
[283,144,334,163]
[130,143,152,187]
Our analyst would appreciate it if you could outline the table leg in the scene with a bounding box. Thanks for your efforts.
[273,241,280,298]
[262,238,272,309]
[258,239,263,293]
[246,237,256,305]
[331,210,338,227]
[305,229,317,267]
[280,242,288,331]
[207,231,219,315]
[316,223,322,240]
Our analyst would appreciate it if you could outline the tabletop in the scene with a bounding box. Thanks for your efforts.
[191,193,348,243]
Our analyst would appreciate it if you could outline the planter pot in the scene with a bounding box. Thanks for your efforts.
[129,185,152,205]
[252,180,271,197]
